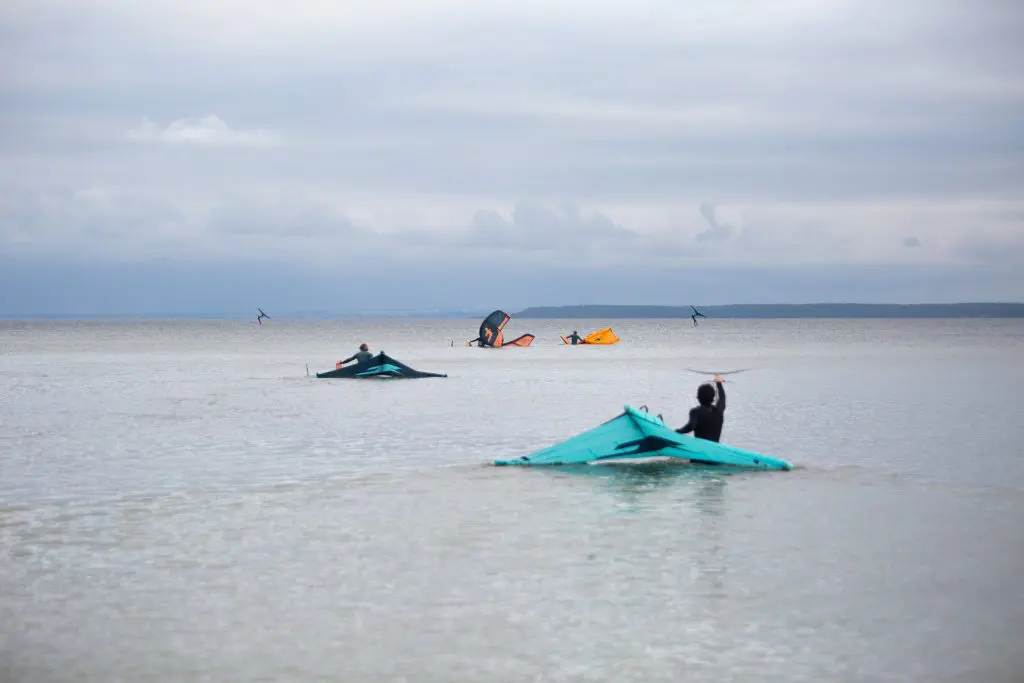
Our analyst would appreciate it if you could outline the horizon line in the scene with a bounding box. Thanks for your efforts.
[3,301,1024,321]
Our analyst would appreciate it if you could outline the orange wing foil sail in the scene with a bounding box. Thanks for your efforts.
[503,333,535,347]
[582,327,620,345]
[562,327,621,345]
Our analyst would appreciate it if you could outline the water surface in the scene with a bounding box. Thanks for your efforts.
[2,318,1022,682]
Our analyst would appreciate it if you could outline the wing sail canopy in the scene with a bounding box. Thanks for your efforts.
[582,327,620,345]
[474,310,532,348]
[478,310,511,347]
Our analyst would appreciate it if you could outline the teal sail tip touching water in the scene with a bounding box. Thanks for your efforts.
[495,405,792,470]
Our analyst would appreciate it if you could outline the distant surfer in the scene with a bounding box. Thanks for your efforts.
[257,308,270,325]
[567,330,582,345]
[691,306,706,327]
[676,376,725,442]
[337,343,372,369]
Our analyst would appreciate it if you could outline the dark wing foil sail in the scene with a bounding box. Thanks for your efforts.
[477,310,511,347]
[315,351,447,379]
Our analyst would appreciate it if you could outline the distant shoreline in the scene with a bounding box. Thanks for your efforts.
[515,303,1024,319]
[3,302,1024,320]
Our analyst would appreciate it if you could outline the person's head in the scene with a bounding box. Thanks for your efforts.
[696,383,716,406]
[573,330,578,335]
[359,343,368,352]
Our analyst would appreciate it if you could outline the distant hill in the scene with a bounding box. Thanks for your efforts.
[0,308,491,320]
[515,303,1024,319]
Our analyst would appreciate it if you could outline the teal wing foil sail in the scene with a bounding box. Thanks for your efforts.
[315,351,447,379]
[495,405,791,470]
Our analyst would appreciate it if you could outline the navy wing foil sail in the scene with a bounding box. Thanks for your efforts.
[469,309,534,347]
[477,310,510,347]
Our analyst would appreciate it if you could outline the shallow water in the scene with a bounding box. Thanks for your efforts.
[2,318,1023,682]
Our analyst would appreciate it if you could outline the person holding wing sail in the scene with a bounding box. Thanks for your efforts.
[676,376,725,442]
[337,343,372,369]
[676,371,732,442]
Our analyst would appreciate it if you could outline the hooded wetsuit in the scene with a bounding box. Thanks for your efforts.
[676,380,726,442]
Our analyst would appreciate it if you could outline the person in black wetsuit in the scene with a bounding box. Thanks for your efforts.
[567,330,582,345]
[676,376,726,442]
[339,343,372,367]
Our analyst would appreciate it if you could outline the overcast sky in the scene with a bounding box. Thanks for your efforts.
[2,0,1022,314]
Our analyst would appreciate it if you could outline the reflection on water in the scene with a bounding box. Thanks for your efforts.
[521,460,734,600]
[524,459,743,492]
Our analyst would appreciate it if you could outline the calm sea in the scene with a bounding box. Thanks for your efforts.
[2,318,1023,682]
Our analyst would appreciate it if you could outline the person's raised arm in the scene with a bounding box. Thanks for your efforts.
[714,376,726,411]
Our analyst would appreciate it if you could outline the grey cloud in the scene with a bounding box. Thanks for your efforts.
[2,1,1023,204]
[460,202,639,252]
[727,211,862,266]
[470,209,507,232]
[956,229,1024,268]
[206,198,357,238]
[0,186,187,254]
[695,203,735,243]
[0,186,371,266]
[2,186,655,267]
[4,4,1021,155]
[5,184,1023,272]
[903,236,921,248]
[2,0,1024,309]
[4,134,1020,207]
[126,115,284,148]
